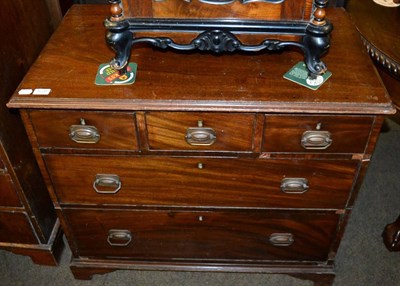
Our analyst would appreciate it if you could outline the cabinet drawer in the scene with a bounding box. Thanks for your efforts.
[0,174,22,207]
[263,115,374,153]
[146,112,255,151]
[44,155,358,209]
[0,212,38,244]
[29,110,138,150]
[64,208,338,262]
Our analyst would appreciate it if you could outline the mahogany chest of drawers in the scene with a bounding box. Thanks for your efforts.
[8,5,395,285]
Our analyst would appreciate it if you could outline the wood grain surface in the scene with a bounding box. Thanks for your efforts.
[29,110,138,150]
[146,112,254,151]
[64,208,338,261]
[44,155,358,209]
[262,115,374,153]
[7,5,394,115]
[0,174,22,207]
[6,5,394,282]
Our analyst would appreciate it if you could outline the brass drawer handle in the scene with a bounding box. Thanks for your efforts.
[301,130,332,150]
[107,229,132,247]
[269,233,294,247]
[280,178,309,194]
[185,127,217,146]
[69,118,100,144]
[93,174,122,194]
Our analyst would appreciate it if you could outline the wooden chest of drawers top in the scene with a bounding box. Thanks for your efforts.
[7,5,394,115]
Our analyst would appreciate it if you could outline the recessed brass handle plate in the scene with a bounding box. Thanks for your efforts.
[185,127,217,146]
[280,178,309,194]
[107,229,132,247]
[93,174,122,194]
[69,124,100,144]
[269,233,294,247]
[301,130,332,150]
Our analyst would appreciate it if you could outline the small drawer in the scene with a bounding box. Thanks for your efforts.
[0,211,38,244]
[0,174,22,207]
[263,115,374,153]
[64,208,338,262]
[44,155,357,209]
[146,112,255,151]
[28,110,138,150]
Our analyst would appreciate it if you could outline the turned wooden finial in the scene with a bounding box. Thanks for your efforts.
[109,0,123,22]
[312,0,328,26]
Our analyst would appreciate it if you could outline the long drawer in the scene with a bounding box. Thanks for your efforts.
[0,212,38,244]
[64,208,339,261]
[263,115,374,153]
[44,155,358,209]
[0,174,22,207]
[28,110,138,151]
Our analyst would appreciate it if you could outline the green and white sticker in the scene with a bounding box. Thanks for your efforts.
[95,63,137,85]
[283,61,332,91]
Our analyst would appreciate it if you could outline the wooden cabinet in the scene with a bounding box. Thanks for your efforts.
[0,0,63,265]
[7,5,395,285]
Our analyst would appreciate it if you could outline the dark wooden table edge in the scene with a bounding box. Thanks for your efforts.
[7,97,396,115]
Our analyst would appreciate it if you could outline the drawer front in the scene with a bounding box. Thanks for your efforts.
[0,212,38,244]
[45,155,357,209]
[263,115,374,153]
[0,174,22,207]
[65,209,338,261]
[124,0,312,21]
[146,112,255,151]
[29,110,138,150]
